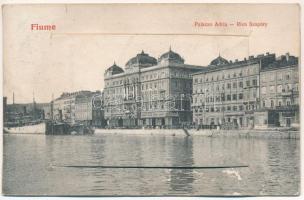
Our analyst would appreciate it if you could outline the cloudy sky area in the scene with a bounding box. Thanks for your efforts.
[3,4,300,103]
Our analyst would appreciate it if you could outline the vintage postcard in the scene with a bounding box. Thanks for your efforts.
[1,3,301,196]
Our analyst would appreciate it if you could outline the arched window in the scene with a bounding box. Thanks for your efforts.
[286,84,289,91]
[277,85,282,93]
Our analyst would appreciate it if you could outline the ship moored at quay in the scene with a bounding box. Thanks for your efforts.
[4,121,94,135]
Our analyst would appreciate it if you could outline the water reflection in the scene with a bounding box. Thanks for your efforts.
[168,137,194,194]
[264,139,300,195]
[3,134,300,196]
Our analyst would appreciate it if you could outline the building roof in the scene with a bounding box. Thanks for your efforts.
[105,62,124,76]
[209,55,229,66]
[138,63,204,73]
[126,50,157,68]
[158,47,184,64]
[261,54,298,71]
[192,52,278,76]
[54,90,92,101]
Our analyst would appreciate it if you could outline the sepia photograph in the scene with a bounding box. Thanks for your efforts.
[1,3,301,196]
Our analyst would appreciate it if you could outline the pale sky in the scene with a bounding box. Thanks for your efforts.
[3,4,300,103]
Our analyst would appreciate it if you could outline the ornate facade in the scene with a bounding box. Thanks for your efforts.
[103,49,203,128]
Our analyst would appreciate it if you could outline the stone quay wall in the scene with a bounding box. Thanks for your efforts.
[95,128,300,139]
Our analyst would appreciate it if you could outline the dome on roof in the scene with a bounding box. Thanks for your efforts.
[105,62,124,76]
[126,50,157,68]
[210,55,229,66]
[158,47,184,64]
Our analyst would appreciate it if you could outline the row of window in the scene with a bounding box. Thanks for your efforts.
[63,100,75,104]
[105,81,192,95]
[194,104,257,113]
[141,80,168,90]
[107,69,193,87]
[107,73,168,87]
[193,92,258,103]
[262,100,291,107]
[142,70,191,80]
[193,79,257,93]
[106,77,139,87]
[141,71,167,81]
[104,102,187,112]
[194,66,258,84]
[260,71,292,82]
[193,99,293,113]
[261,84,298,94]
[194,117,236,124]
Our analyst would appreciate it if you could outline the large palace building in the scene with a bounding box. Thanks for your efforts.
[192,53,299,129]
[103,48,203,128]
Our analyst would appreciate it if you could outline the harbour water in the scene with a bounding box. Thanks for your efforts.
[3,133,300,196]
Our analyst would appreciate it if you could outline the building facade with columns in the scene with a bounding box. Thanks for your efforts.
[103,49,203,128]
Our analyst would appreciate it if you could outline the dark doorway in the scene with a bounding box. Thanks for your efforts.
[59,110,63,121]
[210,118,215,126]
[152,118,156,127]
[233,118,238,128]
[161,118,165,126]
[118,118,123,127]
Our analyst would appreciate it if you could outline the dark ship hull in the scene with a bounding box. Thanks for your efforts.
[46,121,94,135]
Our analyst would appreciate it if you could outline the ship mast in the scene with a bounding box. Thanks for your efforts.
[33,91,36,120]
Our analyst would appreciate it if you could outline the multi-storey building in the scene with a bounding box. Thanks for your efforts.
[192,52,299,129]
[256,53,299,128]
[103,48,203,128]
[53,90,92,123]
[74,90,105,127]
